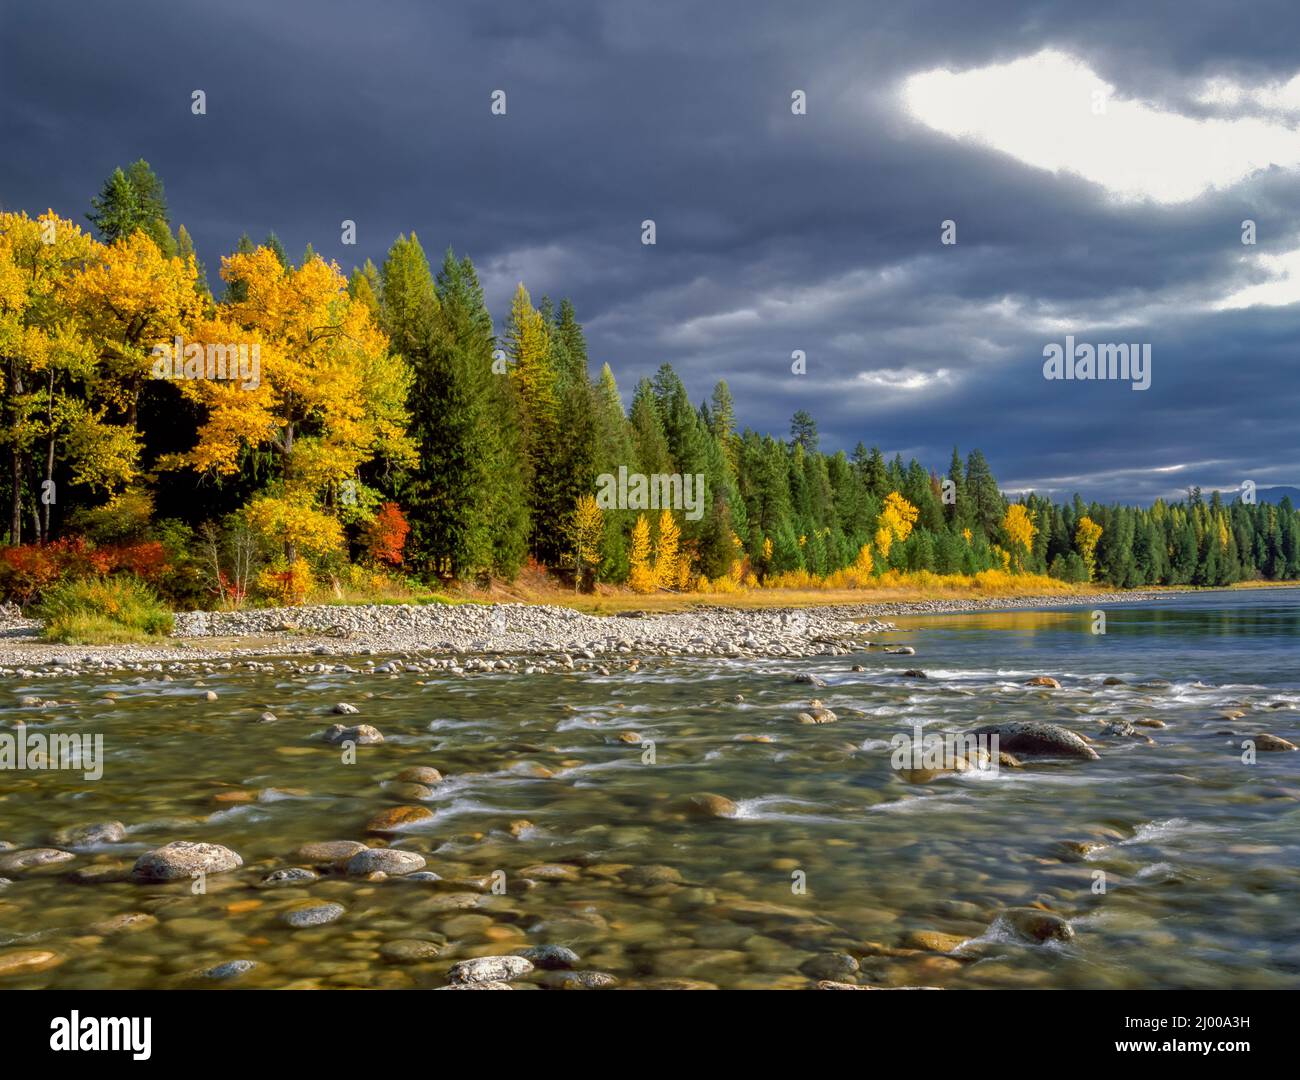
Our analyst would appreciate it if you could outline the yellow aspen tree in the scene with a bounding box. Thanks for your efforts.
[69,228,205,428]
[1075,515,1103,580]
[1001,504,1037,571]
[166,247,414,564]
[1,211,135,543]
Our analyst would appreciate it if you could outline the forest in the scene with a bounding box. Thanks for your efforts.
[2,159,1298,610]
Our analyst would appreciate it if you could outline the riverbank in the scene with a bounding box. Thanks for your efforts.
[0,589,1161,671]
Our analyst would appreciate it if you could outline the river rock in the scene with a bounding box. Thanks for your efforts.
[0,949,64,976]
[345,847,427,876]
[333,702,359,715]
[537,970,618,990]
[447,955,534,984]
[999,907,1074,943]
[516,944,580,970]
[621,864,685,886]
[0,847,75,874]
[294,840,368,868]
[51,821,127,848]
[1255,733,1298,752]
[379,939,442,963]
[1024,676,1061,688]
[799,952,860,981]
[258,867,319,888]
[366,806,433,833]
[395,766,443,785]
[132,841,243,882]
[968,722,1099,760]
[201,960,257,980]
[280,900,345,928]
[683,793,739,819]
[90,911,158,935]
[321,723,383,745]
[437,980,513,990]
[901,930,968,953]
[519,863,581,882]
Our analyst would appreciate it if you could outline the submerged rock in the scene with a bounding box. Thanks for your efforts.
[321,723,383,745]
[683,792,739,819]
[294,840,368,868]
[345,847,426,876]
[799,953,860,981]
[537,970,618,990]
[133,841,243,882]
[998,907,1074,943]
[395,766,443,785]
[366,806,433,833]
[51,821,127,848]
[447,955,534,984]
[280,900,345,928]
[0,847,75,874]
[258,867,319,888]
[516,944,580,970]
[1254,733,1298,752]
[968,722,1099,761]
[379,939,442,963]
[201,959,257,980]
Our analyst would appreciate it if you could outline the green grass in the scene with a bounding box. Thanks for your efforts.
[37,576,175,644]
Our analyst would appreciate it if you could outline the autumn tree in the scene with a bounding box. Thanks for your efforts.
[167,246,414,565]
[1075,515,1103,581]
[628,513,655,593]
[1001,503,1037,570]
[567,493,604,592]
[1,211,137,544]
[654,508,680,588]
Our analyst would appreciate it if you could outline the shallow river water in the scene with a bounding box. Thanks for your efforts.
[1,589,1297,989]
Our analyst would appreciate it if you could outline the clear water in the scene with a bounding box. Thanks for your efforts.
[1,588,1297,988]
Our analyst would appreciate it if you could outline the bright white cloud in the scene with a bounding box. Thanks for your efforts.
[856,366,952,390]
[902,49,1300,204]
[1216,248,1300,309]
[1196,73,1300,114]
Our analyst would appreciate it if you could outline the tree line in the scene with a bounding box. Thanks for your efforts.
[1,160,1296,604]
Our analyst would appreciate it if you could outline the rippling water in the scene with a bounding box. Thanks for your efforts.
[2,588,1298,989]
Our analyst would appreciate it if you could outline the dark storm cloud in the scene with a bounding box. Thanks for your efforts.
[3,0,1299,503]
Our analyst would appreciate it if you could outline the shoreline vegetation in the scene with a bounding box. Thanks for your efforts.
[4,163,1300,646]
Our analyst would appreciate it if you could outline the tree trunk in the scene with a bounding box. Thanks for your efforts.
[42,371,55,543]
[7,357,23,545]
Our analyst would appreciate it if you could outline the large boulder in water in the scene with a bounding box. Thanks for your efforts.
[967,721,1099,761]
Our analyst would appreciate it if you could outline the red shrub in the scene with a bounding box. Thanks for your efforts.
[0,537,170,605]
[365,503,410,566]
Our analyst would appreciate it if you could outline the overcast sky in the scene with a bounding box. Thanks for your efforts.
[3,0,1299,503]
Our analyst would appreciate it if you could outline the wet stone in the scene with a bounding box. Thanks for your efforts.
[50,821,127,848]
[280,900,345,928]
[448,955,534,984]
[516,944,580,970]
[132,841,243,882]
[345,848,427,876]
[0,848,75,874]
[379,939,442,963]
[258,867,319,888]
[537,970,618,990]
